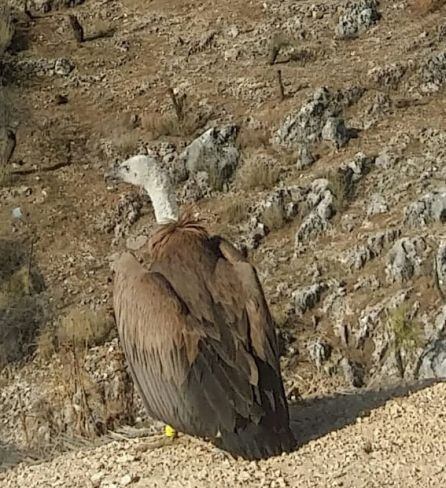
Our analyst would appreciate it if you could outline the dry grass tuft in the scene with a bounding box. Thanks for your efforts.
[386,304,422,352]
[0,252,48,368]
[220,199,249,225]
[0,163,12,186]
[2,264,32,296]
[262,204,285,231]
[0,5,13,56]
[36,324,56,361]
[320,168,353,212]
[143,111,209,139]
[236,159,280,191]
[111,130,140,157]
[411,0,446,14]
[143,89,211,139]
[236,127,271,151]
[56,306,115,351]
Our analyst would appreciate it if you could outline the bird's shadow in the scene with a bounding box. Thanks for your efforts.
[288,378,441,448]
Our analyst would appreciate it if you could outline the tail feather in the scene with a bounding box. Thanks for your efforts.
[218,422,296,460]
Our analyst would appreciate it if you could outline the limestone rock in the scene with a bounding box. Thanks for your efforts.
[386,237,427,283]
[180,125,239,191]
[321,116,351,149]
[417,340,446,380]
[308,339,332,369]
[419,51,446,94]
[336,0,380,39]
[296,144,316,169]
[292,283,328,317]
[404,190,446,227]
[367,193,388,216]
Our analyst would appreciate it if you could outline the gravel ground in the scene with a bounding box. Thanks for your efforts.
[2,381,445,488]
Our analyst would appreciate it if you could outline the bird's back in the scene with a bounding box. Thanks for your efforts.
[148,218,295,458]
[114,216,296,459]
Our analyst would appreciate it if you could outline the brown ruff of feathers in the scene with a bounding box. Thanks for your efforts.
[149,209,209,260]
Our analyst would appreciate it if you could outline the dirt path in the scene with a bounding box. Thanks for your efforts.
[2,381,445,487]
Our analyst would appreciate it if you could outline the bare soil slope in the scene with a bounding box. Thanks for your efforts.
[1,0,446,484]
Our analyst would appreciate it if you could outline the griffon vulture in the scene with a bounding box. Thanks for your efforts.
[106,155,296,460]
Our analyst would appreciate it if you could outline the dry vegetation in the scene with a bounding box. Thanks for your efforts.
[143,89,210,139]
[0,164,12,186]
[0,234,47,369]
[262,204,286,231]
[22,344,135,450]
[236,159,280,191]
[411,0,446,15]
[386,304,422,352]
[236,127,271,151]
[0,5,13,57]
[220,199,249,225]
[37,306,115,360]
[56,306,115,351]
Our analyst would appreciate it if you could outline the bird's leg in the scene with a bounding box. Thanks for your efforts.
[133,425,178,453]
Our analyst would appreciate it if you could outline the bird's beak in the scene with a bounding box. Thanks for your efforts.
[104,161,120,184]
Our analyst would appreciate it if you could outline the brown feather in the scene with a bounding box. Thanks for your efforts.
[149,210,208,260]
[113,217,295,459]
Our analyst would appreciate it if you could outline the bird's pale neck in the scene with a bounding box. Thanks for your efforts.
[143,180,179,224]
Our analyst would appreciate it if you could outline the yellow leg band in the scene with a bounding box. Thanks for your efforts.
[164,425,177,438]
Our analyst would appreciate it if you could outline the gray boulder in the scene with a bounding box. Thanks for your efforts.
[341,358,365,388]
[296,144,316,169]
[417,340,446,380]
[292,283,328,317]
[419,51,446,94]
[274,87,334,148]
[54,58,75,76]
[367,193,388,216]
[341,228,400,271]
[436,242,446,297]
[336,0,380,39]
[308,339,332,369]
[367,228,401,255]
[321,116,351,148]
[295,191,335,247]
[368,63,407,89]
[404,190,446,227]
[340,152,375,183]
[386,237,427,283]
[180,125,239,191]
[341,245,375,271]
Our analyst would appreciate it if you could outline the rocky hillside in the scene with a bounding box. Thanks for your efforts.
[1,0,446,480]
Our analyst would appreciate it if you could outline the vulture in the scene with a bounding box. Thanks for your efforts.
[106,155,296,460]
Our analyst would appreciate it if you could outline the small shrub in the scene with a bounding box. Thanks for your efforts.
[0,6,13,56]
[36,324,56,360]
[143,89,211,139]
[386,304,422,351]
[143,111,208,139]
[268,33,292,65]
[0,164,12,186]
[237,127,270,151]
[323,169,353,212]
[56,306,115,350]
[221,199,249,225]
[236,159,280,191]
[262,204,285,231]
[111,131,140,157]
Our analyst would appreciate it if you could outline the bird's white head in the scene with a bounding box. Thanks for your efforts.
[106,155,179,224]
